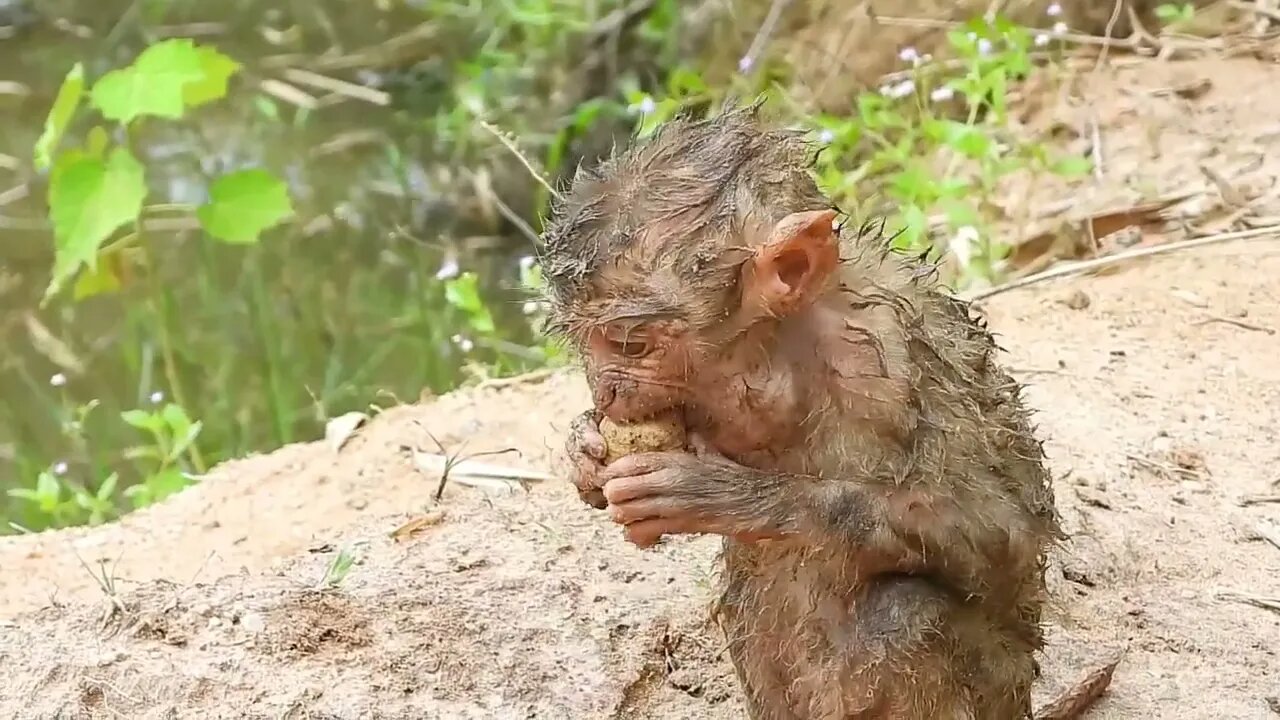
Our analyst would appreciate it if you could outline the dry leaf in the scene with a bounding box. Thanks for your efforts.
[390,510,447,542]
[1008,193,1195,274]
[325,411,369,452]
[1171,289,1209,308]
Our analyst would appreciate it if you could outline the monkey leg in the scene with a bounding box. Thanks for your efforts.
[832,576,1037,720]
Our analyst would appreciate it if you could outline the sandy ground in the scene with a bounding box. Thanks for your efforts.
[2,55,1280,720]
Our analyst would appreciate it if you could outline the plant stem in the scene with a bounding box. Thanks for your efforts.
[139,241,206,472]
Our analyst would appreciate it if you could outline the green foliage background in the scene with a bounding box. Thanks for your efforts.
[0,0,1095,532]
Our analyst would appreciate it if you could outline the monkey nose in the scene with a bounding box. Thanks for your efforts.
[593,381,617,410]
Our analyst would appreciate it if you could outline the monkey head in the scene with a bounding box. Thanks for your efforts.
[539,107,843,454]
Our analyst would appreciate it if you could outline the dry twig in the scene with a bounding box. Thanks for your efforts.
[1033,655,1123,720]
[965,225,1280,301]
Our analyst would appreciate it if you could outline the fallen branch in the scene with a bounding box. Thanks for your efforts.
[1215,590,1280,614]
[1241,493,1280,506]
[964,225,1280,301]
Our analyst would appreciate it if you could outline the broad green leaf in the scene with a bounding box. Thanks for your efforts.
[183,46,241,108]
[45,148,147,300]
[90,39,205,123]
[196,169,294,244]
[34,63,85,172]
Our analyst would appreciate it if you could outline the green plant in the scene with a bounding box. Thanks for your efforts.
[118,401,203,509]
[1155,3,1196,26]
[34,38,293,472]
[804,15,1090,284]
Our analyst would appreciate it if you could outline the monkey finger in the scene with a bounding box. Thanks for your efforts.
[623,516,710,548]
[607,495,697,525]
[568,410,607,459]
[570,455,605,492]
[601,471,678,505]
[598,452,676,481]
[578,486,608,510]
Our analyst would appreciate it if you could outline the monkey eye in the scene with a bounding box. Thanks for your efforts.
[604,329,653,359]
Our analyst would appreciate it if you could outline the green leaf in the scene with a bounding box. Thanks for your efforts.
[72,253,122,300]
[941,199,981,230]
[90,38,206,124]
[196,169,294,244]
[121,409,162,432]
[34,63,85,172]
[96,473,119,502]
[183,46,241,108]
[123,445,163,462]
[169,420,203,462]
[161,402,191,432]
[933,120,993,159]
[1051,155,1094,178]
[146,468,191,503]
[84,126,110,159]
[45,148,147,301]
[894,205,929,250]
[36,472,61,502]
[444,273,496,334]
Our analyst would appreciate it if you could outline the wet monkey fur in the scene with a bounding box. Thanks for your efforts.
[541,104,1062,719]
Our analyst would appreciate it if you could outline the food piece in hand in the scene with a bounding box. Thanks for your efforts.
[598,410,687,464]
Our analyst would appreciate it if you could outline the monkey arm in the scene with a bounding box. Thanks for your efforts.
[800,470,1045,598]
[601,451,1041,599]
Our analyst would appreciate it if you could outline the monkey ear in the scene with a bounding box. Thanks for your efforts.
[743,209,840,317]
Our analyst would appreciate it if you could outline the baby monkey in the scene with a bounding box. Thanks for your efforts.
[541,105,1062,719]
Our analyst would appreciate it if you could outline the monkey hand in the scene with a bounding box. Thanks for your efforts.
[598,449,792,549]
[566,408,609,509]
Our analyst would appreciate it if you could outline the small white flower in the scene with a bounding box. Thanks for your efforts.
[1034,33,1050,47]
[1047,2,1062,17]
[522,301,541,315]
[636,95,656,115]
[53,461,68,475]
[518,256,536,272]
[889,79,915,99]
[1052,21,1068,35]
[150,391,164,404]
[50,373,67,387]
[930,86,955,102]
[737,56,754,73]
[435,258,460,281]
[458,338,474,352]
[817,129,835,144]
[977,38,993,55]
[898,46,919,63]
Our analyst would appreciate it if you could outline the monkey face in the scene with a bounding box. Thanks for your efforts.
[581,317,693,424]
